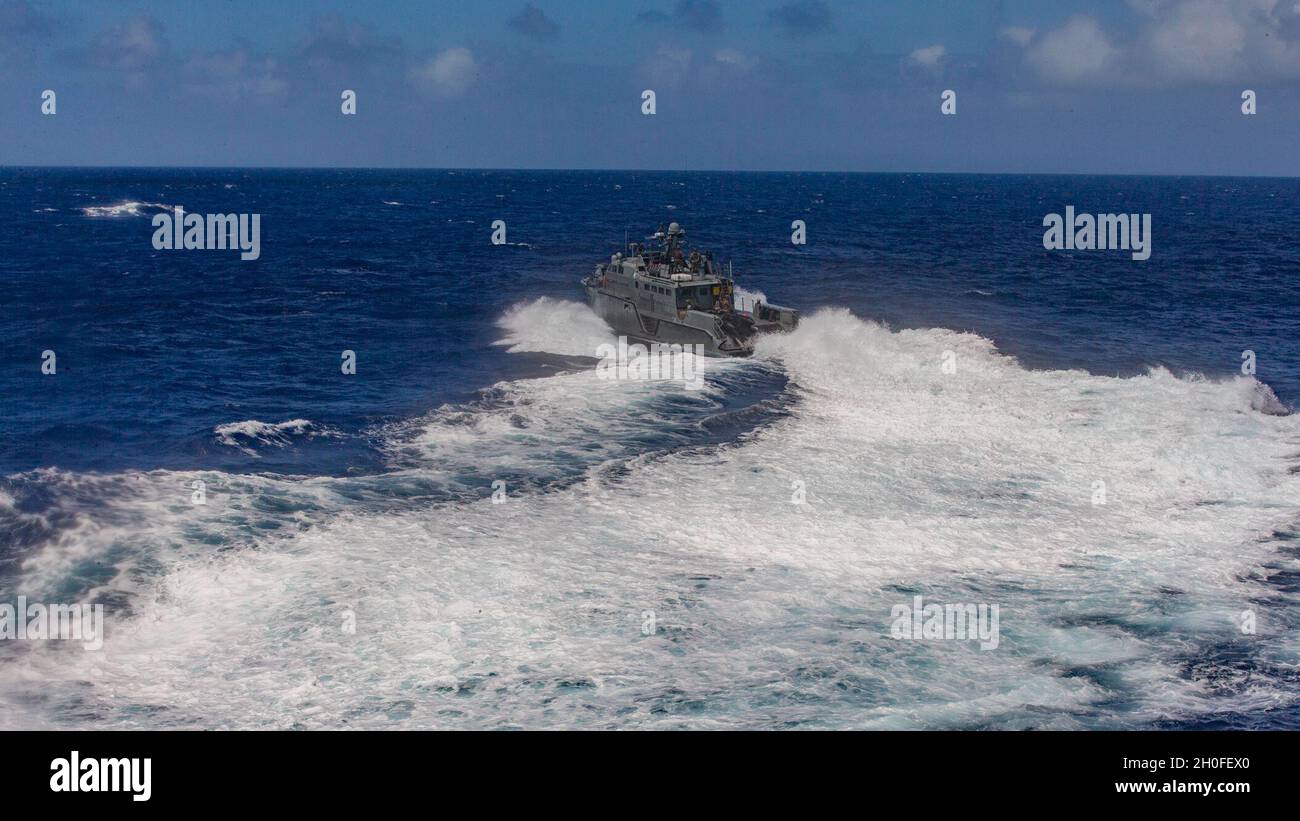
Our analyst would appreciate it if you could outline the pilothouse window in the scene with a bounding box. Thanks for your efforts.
[676,285,714,310]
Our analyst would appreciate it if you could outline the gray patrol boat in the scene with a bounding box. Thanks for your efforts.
[581,222,798,356]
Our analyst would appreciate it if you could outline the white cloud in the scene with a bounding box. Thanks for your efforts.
[714,48,756,70]
[999,26,1035,46]
[908,44,946,68]
[183,50,287,99]
[1026,16,1116,83]
[410,47,478,98]
[1140,0,1300,81]
[87,16,166,72]
[1014,2,1300,85]
[1148,0,1249,79]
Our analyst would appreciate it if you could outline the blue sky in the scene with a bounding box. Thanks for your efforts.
[2,0,1298,174]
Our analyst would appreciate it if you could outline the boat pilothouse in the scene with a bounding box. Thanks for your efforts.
[581,222,799,356]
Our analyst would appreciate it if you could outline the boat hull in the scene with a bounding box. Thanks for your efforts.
[583,282,750,357]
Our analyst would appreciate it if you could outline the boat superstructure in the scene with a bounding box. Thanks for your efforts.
[581,222,798,356]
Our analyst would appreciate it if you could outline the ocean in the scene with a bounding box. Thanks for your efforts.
[1,167,1297,729]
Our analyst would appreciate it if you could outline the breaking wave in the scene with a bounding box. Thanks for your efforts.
[494,296,616,357]
[80,200,175,218]
[214,419,336,457]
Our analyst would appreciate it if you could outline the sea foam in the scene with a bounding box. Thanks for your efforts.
[2,305,1296,730]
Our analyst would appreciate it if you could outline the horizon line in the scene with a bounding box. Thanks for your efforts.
[2,164,1298,180]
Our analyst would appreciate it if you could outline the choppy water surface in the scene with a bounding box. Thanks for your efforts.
[1,169,1297,729]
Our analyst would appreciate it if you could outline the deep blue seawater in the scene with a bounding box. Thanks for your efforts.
[0,168,1297,730]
